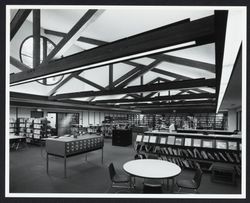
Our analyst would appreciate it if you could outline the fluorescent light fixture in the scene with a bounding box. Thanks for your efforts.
[10,41,196,86]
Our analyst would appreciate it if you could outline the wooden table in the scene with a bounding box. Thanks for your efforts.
[123,159,181,192]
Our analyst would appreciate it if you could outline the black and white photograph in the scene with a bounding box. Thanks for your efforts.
[2,2,247,200]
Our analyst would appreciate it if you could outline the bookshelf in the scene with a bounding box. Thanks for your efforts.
[16,118,26,136]
[134,131,241,175]
[9,118,17,136]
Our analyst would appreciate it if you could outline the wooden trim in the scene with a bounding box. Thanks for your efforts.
[11,15,215,85]
[10,9,32,40]
[10,56,31,72]
[49,78,216,100]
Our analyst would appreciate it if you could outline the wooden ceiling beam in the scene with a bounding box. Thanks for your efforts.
[10,9,32,40]
[116,60,161,89]
[44,29,107,46]
[48,71,81,96]
[11,15,215,85]
[33,9,41,69]
[74,75,106,91]
[150,54,215,73]
[42,9,100,64]
[10,56,31,72]
[50,78,216,100]
[93,92,216,104]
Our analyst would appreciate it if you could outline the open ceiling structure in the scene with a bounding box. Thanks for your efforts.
[9,7,242,114]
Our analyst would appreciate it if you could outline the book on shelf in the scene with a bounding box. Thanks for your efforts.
[232,153,240,163]
[193,139,202,147]
[216,140,228,149]
[153,146,161,153]
[201,151,208,159]
[239,143,242,151]
[172,149,178,156]
[140,144,146,151]
[184,138,192,146]
[167,147,173,155]
[160,137,166,144]
[167,136,175,145]
[213,152,220,161]
[202,140,213,148]
[182,159,189,168]
[193,148,202,159]
[136,134,143,142]
[163,147,169,155]
[149,136,157,143]
[187,149,194,157]
[182,149,189,157]
[175,137,183,146]
[143,135,149,143]
[188,160,194,168]
[207,152,215,160]
[145,145,153,152]
[225,152,234,162]
[218,152,228,162]
[228,141,237,150]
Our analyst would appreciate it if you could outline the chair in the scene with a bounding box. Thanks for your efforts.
[108,163,131,191]
[176,168,203,193]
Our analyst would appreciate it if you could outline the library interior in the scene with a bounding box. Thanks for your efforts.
[8,6,245,196]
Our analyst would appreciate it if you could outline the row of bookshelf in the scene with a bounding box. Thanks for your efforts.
[136,134,241,151]
[135,143,241,164]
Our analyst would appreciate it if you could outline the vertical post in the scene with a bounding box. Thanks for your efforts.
[46,153,49,174]
[101,147,103,164]
[64,155,67,178]
[140,76,143,97]
[33,9,40,69]
[109,64,113,89]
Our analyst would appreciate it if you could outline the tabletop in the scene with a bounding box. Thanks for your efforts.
[9,135,26,140]
[123,159,181,179]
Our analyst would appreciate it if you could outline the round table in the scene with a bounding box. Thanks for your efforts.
[123,159,181,192]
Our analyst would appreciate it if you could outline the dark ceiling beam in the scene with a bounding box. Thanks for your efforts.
[11,15,215,85]
[93,93,216,104]
[44,29,107,46]
[10,9,32,40]
[214,10,228,107]
[141,106,216,114]
[116,60,161,89]
[42,9,99,65]
[44,18,190,46]
[10,94,140,113]
[50,78,216,100]
[106,66,142,89]
[149,54,215,73]
[119,100,216,108]
[10,56,31,72]
[33,9,41,69]
[74,75,106,91]
[109,64,113,89]
[151,68,191,80]
[48,71,81,96]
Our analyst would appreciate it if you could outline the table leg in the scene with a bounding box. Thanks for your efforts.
[101,147,103,164]
[46,153,49,174]
[171,177,175,193]
[64,155,67,178]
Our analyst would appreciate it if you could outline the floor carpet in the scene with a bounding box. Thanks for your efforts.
[9,138,241,195]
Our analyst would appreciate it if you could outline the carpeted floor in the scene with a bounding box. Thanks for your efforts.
[9,138,241,195]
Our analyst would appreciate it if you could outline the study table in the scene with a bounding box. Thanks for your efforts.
[123,159,181,192]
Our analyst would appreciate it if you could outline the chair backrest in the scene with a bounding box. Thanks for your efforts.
[147,154,158,159]
[108,163,116,181]
[193,168,203,188]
